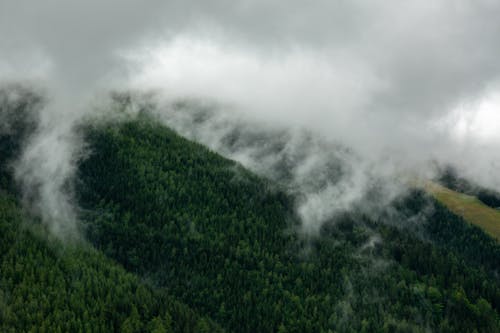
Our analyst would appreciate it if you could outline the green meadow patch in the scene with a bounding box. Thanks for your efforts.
[426,182,500,241]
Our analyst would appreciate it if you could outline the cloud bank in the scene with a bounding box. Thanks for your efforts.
[2,0,500,235]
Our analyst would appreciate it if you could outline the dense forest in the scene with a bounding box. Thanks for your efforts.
[0,87,223,332]
[0,193,223,333]
[76,110,500,332]
[1,89,500,332]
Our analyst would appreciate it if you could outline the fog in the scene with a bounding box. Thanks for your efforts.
[1,1,500,235]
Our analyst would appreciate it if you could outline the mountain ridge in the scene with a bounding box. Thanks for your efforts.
[0,93,499,332]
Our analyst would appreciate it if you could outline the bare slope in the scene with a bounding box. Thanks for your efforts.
[426,182,500,241]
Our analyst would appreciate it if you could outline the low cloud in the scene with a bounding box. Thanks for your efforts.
[2,1,500,235]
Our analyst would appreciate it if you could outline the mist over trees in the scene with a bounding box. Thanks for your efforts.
[2,1,500,332]
[74,103,500,332]
[0,87,499,332]
[439,166,500,209]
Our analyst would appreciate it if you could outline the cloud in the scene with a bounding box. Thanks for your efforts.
[14,108,83,238]
[123,1,500,190]
[2,1,500,235]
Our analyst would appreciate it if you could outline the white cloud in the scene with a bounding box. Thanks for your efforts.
[2,0,500,234]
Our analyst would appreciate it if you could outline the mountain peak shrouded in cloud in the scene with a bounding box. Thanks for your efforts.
[2,0,500,235]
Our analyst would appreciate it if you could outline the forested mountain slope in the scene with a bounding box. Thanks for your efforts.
[0,92,223,333]
[0,193,223,332]
[76,113,500,332]
[1,88,499,332]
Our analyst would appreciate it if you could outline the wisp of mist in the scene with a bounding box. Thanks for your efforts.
[2,0,500,237]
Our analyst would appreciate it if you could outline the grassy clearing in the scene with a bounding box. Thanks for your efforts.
[425,182,500,241]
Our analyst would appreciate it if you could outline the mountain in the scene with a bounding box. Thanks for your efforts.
[0,91,223,332]
[1,91,500,332]
[75,109,500,332]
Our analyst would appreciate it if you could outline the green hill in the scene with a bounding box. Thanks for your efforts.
[75,111,500,332]
[1,89,500,332]
[0,90,223,333]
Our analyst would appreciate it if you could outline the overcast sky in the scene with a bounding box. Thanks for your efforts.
[2,1,500,191]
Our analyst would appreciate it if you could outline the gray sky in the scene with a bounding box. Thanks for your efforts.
[2,1,500,233]
[3,1,500,112]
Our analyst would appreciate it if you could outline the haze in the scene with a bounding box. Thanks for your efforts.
[2,0,500,234]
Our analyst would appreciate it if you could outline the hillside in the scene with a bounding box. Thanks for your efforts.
[3,2,500,332]
[439,167,500,209]
[0,93,223,333]
[1,90,500,332]
[0,192,223,333]
[426,182,500,241]
[75,111,500,332]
